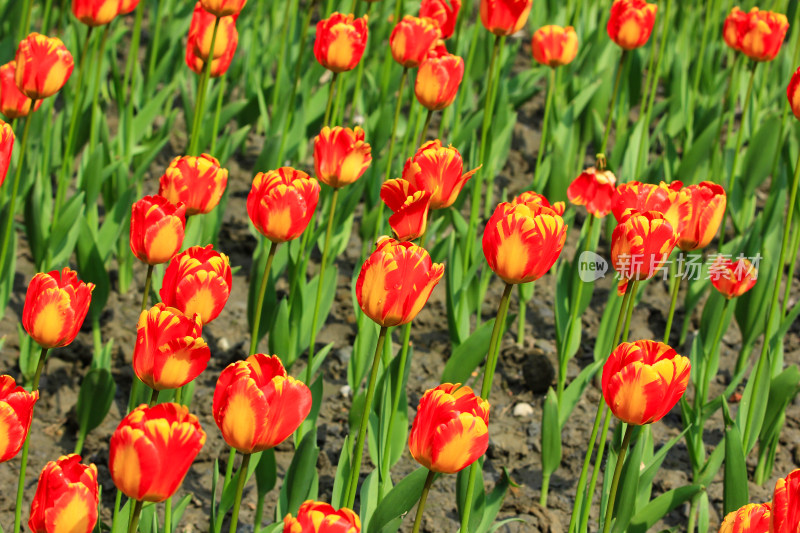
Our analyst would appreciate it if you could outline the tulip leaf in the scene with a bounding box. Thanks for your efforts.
[610,427,645,533]
[724,421,748,514]
[76,368,116,445]
[476,468,515,533]
[441,311,515,386]
[457,460,485,533]
[216,451,263,533]
[277,429,319,518]
[255,449,277,499]
[0,231,15,320]
[360,470,381,532]
[541,388,561,479]
[331,436,353,510]
[626,485,702,533]
[166,494,192,533]
[559,359,603,428]
[49,192,85,269]
[368,467,432,533]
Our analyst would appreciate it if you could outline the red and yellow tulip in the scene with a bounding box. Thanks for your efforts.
[401,140,478,210]
[0,375,37,463]
[129,195,186,265]
[158,153,229,215]
[513,190,566,216]
[414,50,464,111]
[71,0,120,26]
[246,167,321,242]
[0,120,12,187]
[199,0,247,17]
[567,167,617,218]
[380,179,432,242]
[408,383,490,474]
[314,126,372,188]
[213,354,312,454]
[283,501,361,533]
[710,257,758,299]
[390,16,441,69]
[723,7,788,62]
[109,403,206,502]
[719,503,771,533]
[610,211,677,282]
[314,13,369,73]
[601,340,690,426]
[118,0,140,15]
[607,0,658,50]
[186,3,239,78]
[133,303,211,391]
[612,180,690,237]
[0,61,41,119]
[14,33,74,100]
[677,182,726,251]
[160,245,233,325]
[418,0,461,39]
[22,267,94,349]
[532,25,579,67]
[28,454,99,533]
[771,469,800,533]
[787,66,800,120]
[479,0,532,36]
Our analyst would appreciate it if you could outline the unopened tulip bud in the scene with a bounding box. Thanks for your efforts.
[314,13,369,73]
[15,33,74,100]
[532,25,578,67]
[607,0,658,50]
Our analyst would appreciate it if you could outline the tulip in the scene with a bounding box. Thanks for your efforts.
[380,179,432,242]
[611,210,677,282]
[390,16,441,68]
[602,340,690,425]
[160,245,233,325]
[129,195,186,265]
[283,501,361,533]
[710,257,758,299]
[22,267,94,350]
[213,354,311,454]
[71,0,120,26]
[356,238,445,328]
[723,7,750,52]
[118,0,140,15]
[401,140,479,210]
[199,0,246,16]
[606,0,658,50]
[109,403,206,503]
[133,303,211,391]
[723,7,789,62]
[14,33,74,100]
[719,503,771,533]
[567,167,617,218]
[0,120,12,187]
[313,126,372,188]
[771,469,800,533]
[186,3,239,78]
[0,375,38,463]
[677,182,726,251]
[482,200,567,285]
[787,65,800,120]
[158,153,229,215]
[28,454,99,533]
[513,190,566,216]
[408,383,490,474]
[532,25,579,67]
[479,0,532,36]
[246,167,321,242]
[612,180,690,237]
[414,51,464,111]
[314,13,369,73]
[418,0,461,39]
[0,61,41,119]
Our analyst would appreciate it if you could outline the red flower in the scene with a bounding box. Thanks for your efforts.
[158,153,229,215]
[247,167,321,242]
[313,126,372,188]
[723,7,788,62]
[771,470,800,533]
[677,182,726,251]
[283,501,361,533]
[710,257,758,299]
[419,0,461,39]
[401,140,478,209]
[607,0,658,50]
[479,0,532,36]
[29,454,99,533]
[186,3,239,78]
[567,167,617,218]
[314,13,369,73]
[612,180,690,237]
[71,0,120,26]
[0,375,38,463]
[199,0,246,17]
[531,25,579,67]
[787,66,800,120]
[14,33,74,100]
[129,195,186,265]
[0,120,13,187]
[414,51,464,111]
[380,179,432,242]
[160,245,233,325]
[118,0,140,15]
[0,61,41,119]
[720,503,771,533]
[610,210,677,282]
[390,16,441,68]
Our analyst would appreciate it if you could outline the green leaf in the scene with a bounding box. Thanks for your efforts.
[541,388,561,478]
[723,422,748,514]
[441,318,496,384]
[627,486,702,533]
[368,467,430,533]
[255,449,277,498]
[76,368,116,437]
[277,429,319,518]
[476,468,515,533]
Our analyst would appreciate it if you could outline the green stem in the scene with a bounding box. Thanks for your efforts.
[349,3,372,122]
[568,400,605,533]
[17,0,33,42]
[0,103,35,280]
[164,497,172,533]
[690,0,714,104]
[345,325,389,508]
[271,0,294,112]
[515,284,528,346]
[710,54,739,162]
[418,108,434,149]
[323,73,339,128]
[89,25,110,153]
[147,0,168,82]
[149,388,159,407]
[188,16,220,155]
[111,491,122,533]
[781,221,800,318]
[141,265,154,313]
[249,240,279,356]
[579,406,611,533]
[686,490,704,533]
[229,453,251,533]
[621,280,638,342]
[128,500,144,533]
[696,299,730,412]
[411,470,436,533]
[532,67,556,189]
[42,0,55,34]
[602,424,635,533]
[331,74,346,126]
[307,187,339,384]
[380,321,412,495]
[600,51,627,156]
[725,62,757,194]
[663,270,680,344]
[223,447,236,498]
[209,75,227,155]
[123,1,145,100]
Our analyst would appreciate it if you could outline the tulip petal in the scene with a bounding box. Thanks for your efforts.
[0,402,24,462]
[430,412,488,473]
[258,377,313,450]
[45,485,97,533]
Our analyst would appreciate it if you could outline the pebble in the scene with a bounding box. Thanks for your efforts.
[340,385,352,398]
[513,402,535,418]
[217,337,230,352]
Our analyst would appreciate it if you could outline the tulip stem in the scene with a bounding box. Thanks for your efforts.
[697,299,730,413]
[349,3,372,123]
[663,270,680,344]
[411,470,436,533]
[271,0,295,113]
[345,325,389,509]
[141,265,154,313]
[600,51,626,157]
[533,67,556,190]
[123,1,145,97]
[149,388,159,407]
[128,499,144,533]
[0,101,35,283]
[17,0,33,42]
[307,187,339,384]
[380,320,412,496]
[89,25,110,153]
[229,453,251,533]
[418,109,434,149]
[147,0,169,83]
[209,75,227,155]
[323,73,339,128]
[567,401,605,533]
[781,221,800,319]
[250,240,279,356]
[602,424,634,533]
[189,15,221,155]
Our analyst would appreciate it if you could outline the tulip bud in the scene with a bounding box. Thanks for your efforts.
[770,469,800,533]
[186,3,239,78]
[158,154,229,215]
[612,180,690,237]
[419,0,461,39]
[482,200,567,285]
[133,303,211,391]
[199,0,246,16]
[213,354,311,454]
[0,61,41,119]
[15,33,74,100]
[610,211,677,282]
[23,267,94,349]
[118,0,140,15]
[71,0,120,26]
[414,51,464,111]
[110,403,206,502]
[160,245,233,325]
[710,257,758,299]
[247,167,321,242]
[607,0,658,50]
[390,16,441,68]
[408,383,490,474]
[719,503,771,533]
[283,501,361,533]
[677,182,726,251]
[314,13,369,73]
[787,65,800,120]
[401,140,478,210]
[479,0,532,36]
[0,375,38,463]
[567,167,617,218]
[380,179,432,242]
[356,238,444,327]
[723,7,788,62]
[602,340,690,426]
[28,454,99,533]
[532,25,579,67]
[313,126,372,188]
[129,195,186,265]
[0,120,13,187]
